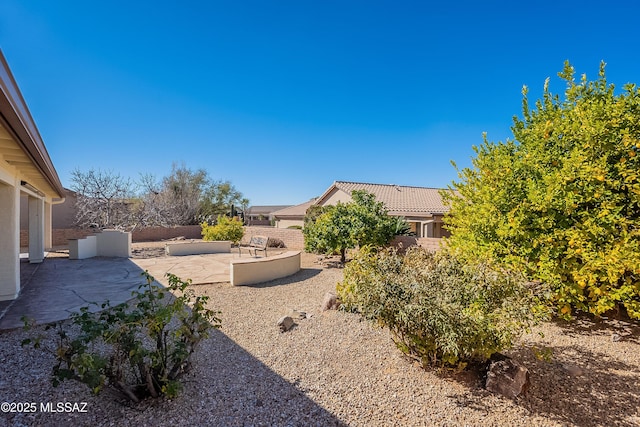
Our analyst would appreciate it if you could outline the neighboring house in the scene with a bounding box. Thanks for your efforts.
[276,181,453,238]
[272,198,317,229]
[245,205,291,226]
[0,50,65,301]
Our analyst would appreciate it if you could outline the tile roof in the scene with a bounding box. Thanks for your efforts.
[246,205,292,215]
[328,181,453,215]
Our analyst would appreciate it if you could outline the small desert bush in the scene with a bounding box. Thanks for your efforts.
[23,272,221,402]
[201,215,244,245]
[267,237,286,248]
[338,246,548,367]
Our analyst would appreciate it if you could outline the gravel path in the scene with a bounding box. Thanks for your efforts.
[1,250,639,426]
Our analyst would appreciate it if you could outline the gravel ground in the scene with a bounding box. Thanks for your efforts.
[1,247,639,426]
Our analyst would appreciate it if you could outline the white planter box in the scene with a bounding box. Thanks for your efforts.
[68,230,131,259]
[68,235,97,260]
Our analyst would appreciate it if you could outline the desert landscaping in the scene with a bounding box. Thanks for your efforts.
[2,5,640,426]
[0,243,638,427]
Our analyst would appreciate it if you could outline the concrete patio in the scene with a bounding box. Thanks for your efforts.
[0,250,283,330]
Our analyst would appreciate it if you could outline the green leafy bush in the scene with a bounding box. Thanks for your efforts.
[444,62,640,319]
[23,272,220,402]
[304,190,408,263]
[338,247,548,367]
[201,215,245,244]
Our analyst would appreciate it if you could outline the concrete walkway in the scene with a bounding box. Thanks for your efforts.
[0,251,280,330]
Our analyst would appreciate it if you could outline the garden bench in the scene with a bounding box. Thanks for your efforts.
[238,235,269,257]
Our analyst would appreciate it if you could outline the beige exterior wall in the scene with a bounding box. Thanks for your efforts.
[409,222,418,235]
[242,226,304,249]
[0,179,20,300]
[319,188,351,206]
[51,191,76,229]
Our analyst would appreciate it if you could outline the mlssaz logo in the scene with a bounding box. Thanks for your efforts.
[40,402,88,413]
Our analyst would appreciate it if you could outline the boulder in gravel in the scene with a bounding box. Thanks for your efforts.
[277,316,295,332]
[485,357,530,399]
[321,292,340,311]
[561,363,584,377]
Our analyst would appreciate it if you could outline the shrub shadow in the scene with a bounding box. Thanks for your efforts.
[506,343,640,427]
[167,327,346,426]
[246,267,323,289]
[550,314,640,345]
[4,259,346,426]
[433,340,639,427]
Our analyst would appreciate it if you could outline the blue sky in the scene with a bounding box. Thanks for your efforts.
[2,1,639,205]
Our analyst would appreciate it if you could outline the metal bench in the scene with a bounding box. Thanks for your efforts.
[238,235,269,257]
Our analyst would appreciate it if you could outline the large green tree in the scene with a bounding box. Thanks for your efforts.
[444,62,640,319]
[304,190,406,263]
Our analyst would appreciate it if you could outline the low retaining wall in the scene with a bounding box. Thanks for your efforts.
[230,251,301,286]
[165,241,231,256]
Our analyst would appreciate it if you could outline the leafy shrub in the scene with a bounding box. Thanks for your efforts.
[444,62,640,319]
[304,190,408,263]
[303,204,331,227]
[201,215,244,244]
[23,272,220,402]
[338,246,548,367]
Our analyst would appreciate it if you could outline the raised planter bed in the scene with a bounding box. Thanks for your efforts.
[69,230,131,260]
[165,240,231,256]
[230,251,301,286]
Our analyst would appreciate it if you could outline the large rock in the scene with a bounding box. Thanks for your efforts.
[485,357,530,399]
[561,363,584,377]
[321,293,340,311]
[277,316,295,332]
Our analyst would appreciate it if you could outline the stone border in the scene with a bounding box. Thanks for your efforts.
[230,251,301,286]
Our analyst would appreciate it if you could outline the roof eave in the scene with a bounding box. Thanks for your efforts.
[0,51,64,198]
